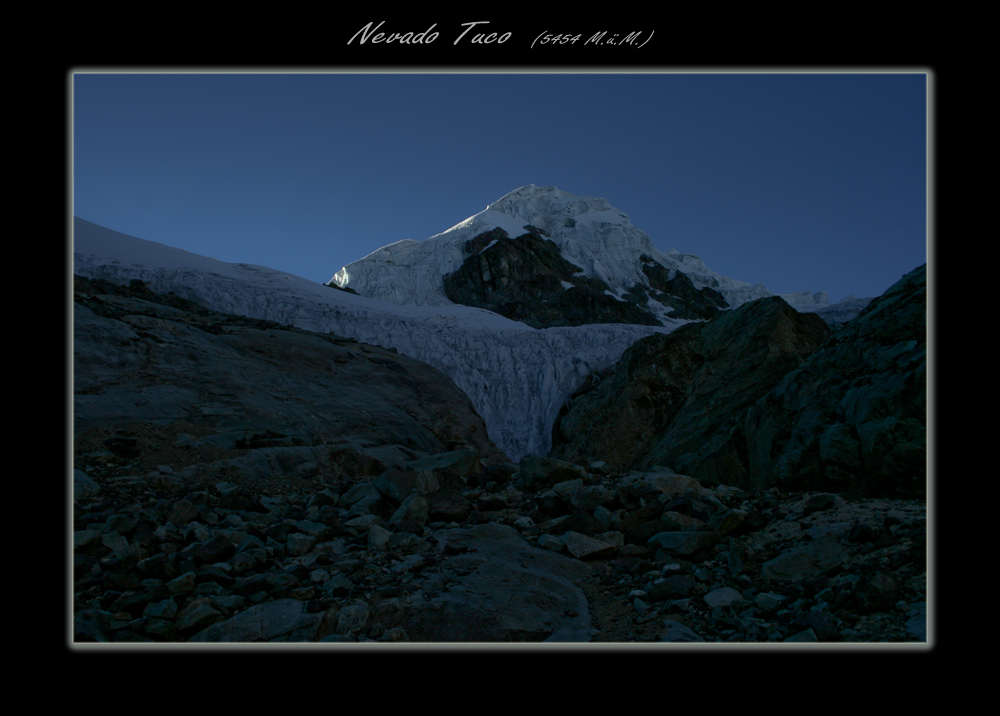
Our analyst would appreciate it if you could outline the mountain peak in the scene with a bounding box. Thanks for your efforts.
[332,187,843,325]
[485,185,625,227]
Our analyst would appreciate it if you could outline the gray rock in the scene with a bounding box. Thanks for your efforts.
[74,530,103,549]
[708,508,748,536]
[647,575,695,601]
[230,548,268,574]
[517,456,589,492]
[101,531,130,554]
[661,620,705,642]
[632,598,651,614]
[562,531,615,560]
[175,597,223,633]
[703,587,744,608]
[406,448,481,479]
[143,597,179,620]
[294,520,331,539]
[760,535,846,583]
[537,534,565,552]
[75,609,114,642]
[784,628,818,642]
[386,532,425,552]
[660,511,709,532]
[403,523,591,642]
[567,485,611,511]
[426,489,474,522]
[189,599,324,642]
[337,604,370,638]
[285,532,316,557]
[74,469,100,503]
[854,570,900,613]
[647,530,721,556]
[367,524,392,551]
[387,493,429,527]
[755,592,787,610]
[802,493,846,514]
[552,479,585,498]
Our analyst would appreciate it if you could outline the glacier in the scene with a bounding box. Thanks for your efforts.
[73,217,667,461]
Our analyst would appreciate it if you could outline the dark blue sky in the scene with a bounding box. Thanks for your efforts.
[73,71,927,303]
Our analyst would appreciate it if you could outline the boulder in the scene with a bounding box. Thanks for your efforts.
[516,456,590,493]
[188,599,325,642]
[401,523,592,642]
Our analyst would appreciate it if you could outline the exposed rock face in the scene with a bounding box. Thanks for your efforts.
[550,295,831,481]
[550,265,926,500]
[742,265,927,498]
[638,254,729,320]
[74,275,508,478]
[443,228,662,328]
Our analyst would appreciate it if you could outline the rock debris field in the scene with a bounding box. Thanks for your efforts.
[73,444,927,646]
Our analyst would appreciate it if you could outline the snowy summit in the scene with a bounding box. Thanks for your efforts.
[331,185,833,324]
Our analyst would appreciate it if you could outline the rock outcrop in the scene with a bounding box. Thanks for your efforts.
[442,227,728,328]
[637,254,729,320]
[550,295,832,481]
[550,265,926,500]
[74,275,508,481]
[742,265,927,498]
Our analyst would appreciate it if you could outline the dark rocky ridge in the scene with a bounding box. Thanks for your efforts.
[551,295,832,481]
[74,275,509,480]
[550,265,927,500]
[442,228,726,329]
[741,264,927,498]
[638,254,729,321]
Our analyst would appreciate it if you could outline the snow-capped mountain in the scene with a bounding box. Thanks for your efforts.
[331,185,844,327]
[72,187,867,462]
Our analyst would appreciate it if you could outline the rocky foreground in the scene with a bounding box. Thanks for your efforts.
[73,446,927,645]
